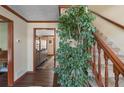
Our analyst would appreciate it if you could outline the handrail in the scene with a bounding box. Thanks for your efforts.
[94,32,124,74]
[91,11,124,29]
[92,32,124,87]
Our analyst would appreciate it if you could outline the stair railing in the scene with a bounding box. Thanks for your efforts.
[91,32,124,87]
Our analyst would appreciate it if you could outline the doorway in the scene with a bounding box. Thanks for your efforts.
[33,28,56,71]
[0,15,14,86]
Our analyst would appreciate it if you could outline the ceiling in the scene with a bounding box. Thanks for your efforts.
[7,5,113,22]
[9,5,59,21]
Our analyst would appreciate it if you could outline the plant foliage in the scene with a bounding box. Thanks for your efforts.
[55,5,96,87]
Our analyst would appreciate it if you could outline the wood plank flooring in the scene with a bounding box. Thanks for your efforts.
[14,56,55,87]
[0,73,8,87]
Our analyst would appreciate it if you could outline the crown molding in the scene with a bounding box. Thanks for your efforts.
[0,21,8,23]
[27,20,59,23]
[0,14,13,22]
[1,5,28,22]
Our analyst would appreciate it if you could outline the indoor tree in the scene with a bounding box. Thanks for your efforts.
[55,5,96,87]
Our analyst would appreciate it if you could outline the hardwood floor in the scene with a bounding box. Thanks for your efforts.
[0,73,8,87]
[14,56,55,87]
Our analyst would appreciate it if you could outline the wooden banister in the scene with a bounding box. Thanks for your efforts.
[97,45,102,81]
[90,10,124,87]
[92,32,124,87]
[94,32,124,74]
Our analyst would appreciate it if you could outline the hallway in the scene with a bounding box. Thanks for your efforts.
[14,56,55,87]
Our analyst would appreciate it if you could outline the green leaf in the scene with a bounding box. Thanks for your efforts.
[55,5,96,87]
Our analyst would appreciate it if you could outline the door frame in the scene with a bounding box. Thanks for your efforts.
[33,28,56,72]
[0,15,14,86]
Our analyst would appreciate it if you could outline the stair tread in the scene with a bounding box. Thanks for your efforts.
[90,74,124,87]
[93,32,124,87]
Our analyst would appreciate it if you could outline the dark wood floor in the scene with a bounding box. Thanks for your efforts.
[14,56,55,87]
[0,56,57,87]
[14,70,54,87]
[0,73,8,87]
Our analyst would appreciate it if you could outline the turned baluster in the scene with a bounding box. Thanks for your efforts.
[104,53,108,87]
[93,43,96,73]
[113,65,120,87]
[97,45,102,81]
[89,47,92,65]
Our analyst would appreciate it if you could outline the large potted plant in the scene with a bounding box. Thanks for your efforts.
[55,5,96,87]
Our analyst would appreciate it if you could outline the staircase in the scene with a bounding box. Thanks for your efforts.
[53,29,124,87]
[90,31,124,87]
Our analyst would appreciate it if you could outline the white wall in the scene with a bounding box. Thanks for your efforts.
[0,6,28,81]
[89,5,124,53]
[27,23,58,71]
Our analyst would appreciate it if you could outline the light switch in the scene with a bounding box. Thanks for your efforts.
[16,39,21,43]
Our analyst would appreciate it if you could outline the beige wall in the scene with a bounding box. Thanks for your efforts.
[27,23,58,71]
[0,6,28,81]
[89,5,124,53]
[0,23,8,50]
[89,5,124,25]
